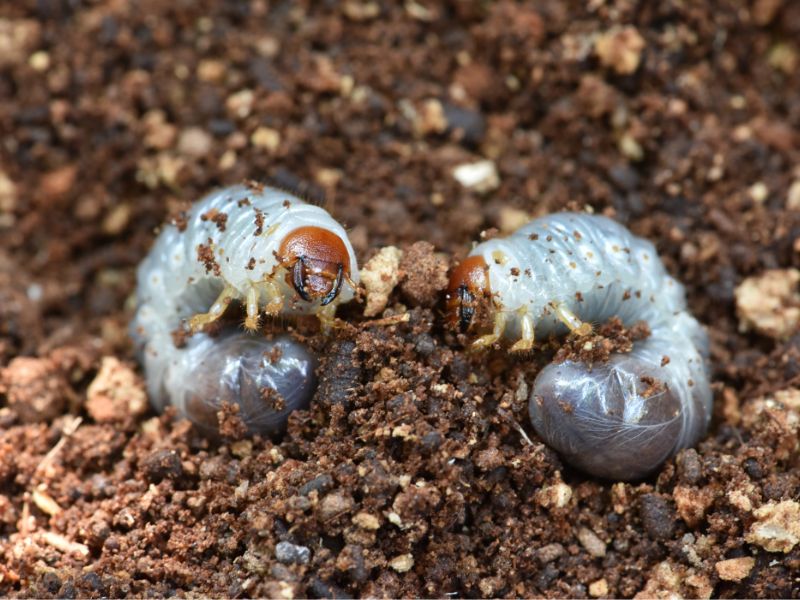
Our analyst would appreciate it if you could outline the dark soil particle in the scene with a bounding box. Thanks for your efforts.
[639,493,677,541]
[2,1,800,598]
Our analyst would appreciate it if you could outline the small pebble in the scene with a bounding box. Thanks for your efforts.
[275,541,311,565]
[251,127,281,153]
[300,473,334,496]
[675,448,702,485]
[389,553,414,572]
[577,527,607,558]
[442,102,485,146]
[715,556,755,582]
[142,449,183,482]
[595,26,646,74]
[177,127,213,158]
[536,543,565,564]
[640,494,677,541]
[319,491,354,521]
[589,578,608,598]
[452,160,499,193]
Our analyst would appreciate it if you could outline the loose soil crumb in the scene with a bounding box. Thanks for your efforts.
[734,268,800,339]
[553,317,650,365]
[85,357,147,424]
[0,357,67,423]
[399,241,449,308]
[1,1,800,598]
[360,246,403,317]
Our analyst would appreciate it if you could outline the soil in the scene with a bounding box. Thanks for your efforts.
[1,1,800,598]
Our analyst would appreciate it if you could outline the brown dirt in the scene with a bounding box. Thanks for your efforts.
[1,1,800,598]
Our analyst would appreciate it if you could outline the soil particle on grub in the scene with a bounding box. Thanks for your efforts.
[2,0,800,598]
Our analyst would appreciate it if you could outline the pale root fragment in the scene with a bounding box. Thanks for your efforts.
[361,246,403,317]
[734,269,800,339]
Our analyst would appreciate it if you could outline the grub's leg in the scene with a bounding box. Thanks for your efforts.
[260,280,283,316]
[551,302,592,336]
[510,313,536,353]
[188,285,237,332]
[244,285,260,331]
[317,303,337,333]
[472,310,508,350]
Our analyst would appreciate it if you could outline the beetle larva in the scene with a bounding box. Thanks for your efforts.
[446,212,712,480]
[130,183,359,434]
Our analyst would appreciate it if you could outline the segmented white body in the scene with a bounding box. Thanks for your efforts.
[470,213,712,475]
[130,184,359,413]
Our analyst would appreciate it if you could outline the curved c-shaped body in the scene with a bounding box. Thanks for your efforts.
[458,213,712,480]
[130,184,359,434]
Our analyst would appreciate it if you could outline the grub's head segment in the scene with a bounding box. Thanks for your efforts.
[278,226,352,306]
[446,255,490,333]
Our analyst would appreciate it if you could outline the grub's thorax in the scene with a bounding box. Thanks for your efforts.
[277,226,353,306]
[445,255,491,332]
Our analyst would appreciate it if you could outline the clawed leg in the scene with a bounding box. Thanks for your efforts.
[260,280,283,316]
[317,303,338,333]
[472,311,508,350]
[243,280,286,330]
[510,313,536,353]
[189,285,237,332]
[244,286,260,331]
[551,302,592,336]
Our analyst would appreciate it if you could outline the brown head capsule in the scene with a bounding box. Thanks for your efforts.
[278,226,352,305]
[445,255,490,332]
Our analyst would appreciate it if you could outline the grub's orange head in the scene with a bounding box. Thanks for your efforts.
[278,226,352,306]
[446,255,490,333]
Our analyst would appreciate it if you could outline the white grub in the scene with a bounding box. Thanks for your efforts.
[451,212,712,480]
[130,184,359,434]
